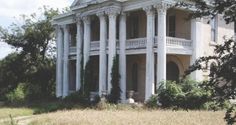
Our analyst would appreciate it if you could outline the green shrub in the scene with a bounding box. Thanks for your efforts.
[203,100,232,110]
[33,102,72,114]
[63,91,89,105]
[156,79,212,110]
[145,95,159,108]
[5,83,26,105]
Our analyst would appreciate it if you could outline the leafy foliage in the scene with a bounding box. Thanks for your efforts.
[5,83,26,105]
[0,53,26,99]
[0,7,59,102]
[177,0,236,124]
[82,59,93,97]
[152,79,212,109]
[108,55,121,104]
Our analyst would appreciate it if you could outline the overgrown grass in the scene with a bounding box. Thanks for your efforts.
[0,107,34,119]
[29,110,226,125]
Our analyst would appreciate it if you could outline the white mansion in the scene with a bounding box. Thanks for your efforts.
[53,0,235,102]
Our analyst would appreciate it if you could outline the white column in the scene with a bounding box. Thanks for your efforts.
[56,26,63,97]
[191,18,203,81]
[155,3,169,89]
[76,19,83,91]
[143,6,155,101]
[82,16,91,68]
[62,25,70,97]
[107,10,119,94]
[97,12,107,96]
[119,13,127,102]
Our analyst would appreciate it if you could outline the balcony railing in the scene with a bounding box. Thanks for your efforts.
[90,41,100,51]
[70,37,192,54]
[69,46,76,54]
[126,38,147,49]
[166,37,192,47]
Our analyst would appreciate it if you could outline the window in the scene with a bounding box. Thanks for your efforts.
[69,24,77,47]
[130,16,139,38]
[211,17,217,42]
[168,15,176,37]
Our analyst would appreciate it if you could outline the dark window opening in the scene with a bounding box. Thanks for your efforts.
[70,24,77,47]
[168,15,176,37]
[132,63,138,92]
[167,61,180,82]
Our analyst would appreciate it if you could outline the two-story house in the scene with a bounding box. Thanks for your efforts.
[52,0,235,102]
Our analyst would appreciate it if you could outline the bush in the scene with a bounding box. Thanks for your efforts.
[156,79,212,110]
[63,91,89,105]
[5,83,26,105]
[145,95,159,108]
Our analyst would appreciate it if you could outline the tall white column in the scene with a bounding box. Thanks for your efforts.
[191,18,203,81]
[62,25,70,97]
[143,6,155,101]
[56,26,63,97]
[155,3,169,89]
[119,13,127,102]
[76,19,83,91]
[82,16,91,68]
[97,12,107,96]
[106,10,119,94]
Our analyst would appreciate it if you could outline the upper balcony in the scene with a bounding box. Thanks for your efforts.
[69,36,192,55]
[68,8,193,56]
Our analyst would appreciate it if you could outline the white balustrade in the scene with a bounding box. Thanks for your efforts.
[166,37,192,47]
[126,38,147,49]
[69,46,76,54]
[90,41,100,51]
[69,37,192,54]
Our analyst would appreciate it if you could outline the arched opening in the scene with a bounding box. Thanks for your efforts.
[167,61,180,82]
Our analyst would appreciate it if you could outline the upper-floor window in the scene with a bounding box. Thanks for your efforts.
[211,17,217,42]
[69,24,77,47]
[130,15,139,39]
[168,15,176,37]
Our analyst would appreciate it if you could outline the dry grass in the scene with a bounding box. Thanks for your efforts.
[0,107,33,119]
[29,110,226,125]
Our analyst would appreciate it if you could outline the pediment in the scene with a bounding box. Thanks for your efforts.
[71,0,104,8]
[71,0,127,8]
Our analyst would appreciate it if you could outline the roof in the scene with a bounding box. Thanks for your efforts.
[71,0,128,8]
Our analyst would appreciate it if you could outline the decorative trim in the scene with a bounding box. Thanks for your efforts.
[105,7,121,18]
[154,1,173,14]
[143,6,155,15]
[82,16,91,25]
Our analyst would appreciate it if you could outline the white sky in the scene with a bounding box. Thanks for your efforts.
[0,0,74,60]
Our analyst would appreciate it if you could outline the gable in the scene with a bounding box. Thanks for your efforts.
[71,0,127,8]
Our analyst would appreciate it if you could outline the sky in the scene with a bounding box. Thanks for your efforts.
[0,0,74,59]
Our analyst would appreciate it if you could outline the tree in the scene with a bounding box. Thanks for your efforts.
[0,53,26,99]
[178,0,236,124]
[108,55,121,104]
[0,7,60,102]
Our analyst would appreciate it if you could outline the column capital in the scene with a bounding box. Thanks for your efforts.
[96,11,105,17]
[154,1,172,14]
[82,16,91,25]
[191,18,203,22]
[75,14,82,25]
[143,6,155,16]
[62,25,70,31]
[106,8,120,19]
[120,12,127,16]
